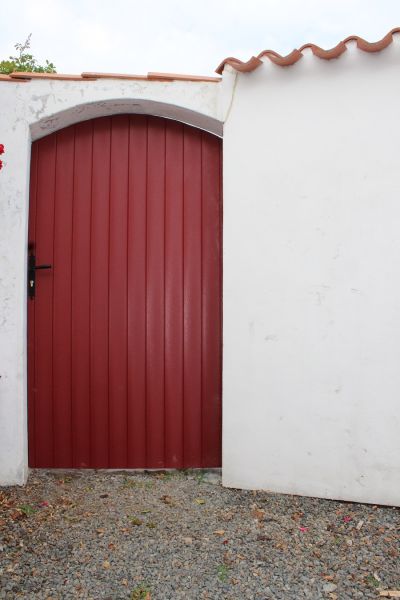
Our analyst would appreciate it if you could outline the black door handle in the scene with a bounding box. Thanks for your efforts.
[28,255,52,299]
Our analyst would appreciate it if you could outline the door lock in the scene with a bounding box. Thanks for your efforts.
[28,253,52,299]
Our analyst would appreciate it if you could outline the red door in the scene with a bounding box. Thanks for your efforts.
[28,115,222,469]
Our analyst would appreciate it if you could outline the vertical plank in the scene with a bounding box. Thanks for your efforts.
[52,127,74,467]
[34,135,56,467]
[127,116,148,467]
[71,121,92,467]
[90,118,111,468]
[146,117,166,468]
[28,117,222,470]
[27,143,38,467]
[201,134,222,466]
[108,115,129,468]
[164,120,184,467]
[183,125,203,467]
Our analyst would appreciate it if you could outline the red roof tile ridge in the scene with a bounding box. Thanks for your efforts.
[215,26,400,74]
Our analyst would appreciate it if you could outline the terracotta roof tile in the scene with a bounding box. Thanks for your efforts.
[215,27,400,74]
[2,29,397,85]
[0,71,221,84]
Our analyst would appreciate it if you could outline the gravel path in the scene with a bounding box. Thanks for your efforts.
[0,470,399,599]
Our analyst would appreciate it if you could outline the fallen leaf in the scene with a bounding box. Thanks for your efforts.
[299,526,308,532]
[194,498,206,505]
[291,511,304,522]
[103,560,110,569]
[221,510,235,522]
[251,507,265,521]
[97,528,105,535]
[356,520,364,530]
[379,592,400,598]
[160,495,174,505]
[213,529,225,536]
[10,510,23,521]
[129,517,143,526]
[100,494,109,499]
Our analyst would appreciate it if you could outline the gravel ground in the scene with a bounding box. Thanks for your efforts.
[0,470,399,599]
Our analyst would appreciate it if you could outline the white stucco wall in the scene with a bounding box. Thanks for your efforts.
[0,76,222,485]
[2,40,400,506]
[222,37,400,505]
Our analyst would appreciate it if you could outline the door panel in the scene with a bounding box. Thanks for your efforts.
[28,115,222,469]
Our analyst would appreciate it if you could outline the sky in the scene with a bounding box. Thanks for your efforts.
[1,0,399,76]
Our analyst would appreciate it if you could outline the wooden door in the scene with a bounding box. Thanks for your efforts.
[28,115,222,468]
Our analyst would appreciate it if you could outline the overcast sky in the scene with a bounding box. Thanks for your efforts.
[1,0,399,76]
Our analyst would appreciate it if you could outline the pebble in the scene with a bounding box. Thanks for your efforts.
[323,583,338,593]
[0,470,399,599]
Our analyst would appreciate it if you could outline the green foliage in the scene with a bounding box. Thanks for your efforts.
[217,564,230,582]
[131,583,151,599]
[18,504,36,517]
[0,34,56,75]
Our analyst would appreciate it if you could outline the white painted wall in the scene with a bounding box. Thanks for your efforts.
[222,37,400,505]
[2,41,400,506]
[0,76,222,485]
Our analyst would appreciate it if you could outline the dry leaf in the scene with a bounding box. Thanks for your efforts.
[291,511,304,522]
[213,529,225,536]
[194,498,206,505]
[251,508,265,521]
[379,592,400,598]
[221,510,234,522]
[103,560,110,569]
[160,495,174,505]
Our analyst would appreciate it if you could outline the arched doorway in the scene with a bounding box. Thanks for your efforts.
[28,114,222,469]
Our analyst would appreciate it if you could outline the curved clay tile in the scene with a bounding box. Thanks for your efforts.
[259,49,303,66]
[214,55,262,74]
[299,41,347,59]
[345,29,396,52]
[216,26,400,74]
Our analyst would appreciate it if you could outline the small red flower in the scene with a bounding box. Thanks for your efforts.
[343,516,352,523]
[0,144,4,155]
[0,159,3,170]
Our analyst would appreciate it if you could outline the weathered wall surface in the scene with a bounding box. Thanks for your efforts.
[222,37,400,505]
[0,76,222,485]
[2,38,400,505]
